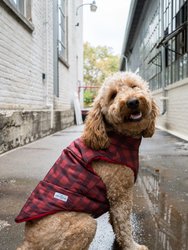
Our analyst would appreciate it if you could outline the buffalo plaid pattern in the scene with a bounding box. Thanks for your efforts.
[15,132,141,223]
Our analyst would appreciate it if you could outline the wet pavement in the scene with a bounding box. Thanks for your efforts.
[138,130,188,250]
[0,125,188,250]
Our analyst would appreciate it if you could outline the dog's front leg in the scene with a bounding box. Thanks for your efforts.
[109,188,148,250]
[92,162,148,250]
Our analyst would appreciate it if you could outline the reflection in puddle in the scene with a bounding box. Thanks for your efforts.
[141,168,188,250]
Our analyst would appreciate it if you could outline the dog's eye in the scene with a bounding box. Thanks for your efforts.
[131,85,137,89]
[109,91,117,101]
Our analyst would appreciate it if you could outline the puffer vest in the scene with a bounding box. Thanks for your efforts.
[15,132,141,223]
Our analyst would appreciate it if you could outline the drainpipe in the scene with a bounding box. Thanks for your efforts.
[160,0,167,115]
[121,55,128,71]
[43,0,49,107]
[124,55,128,71]
[53,0,59,98]
[43,0,54,129]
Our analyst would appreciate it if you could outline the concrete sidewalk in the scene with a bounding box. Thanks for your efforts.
[0,125,188,250]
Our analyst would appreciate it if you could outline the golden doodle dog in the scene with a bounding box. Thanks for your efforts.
[16,72,158,250]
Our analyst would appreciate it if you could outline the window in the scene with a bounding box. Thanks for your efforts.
[134,0,188,90]
[163,1,188,66]
[9,0,32,21]
[175,0,187,58]
[58,0,68,63]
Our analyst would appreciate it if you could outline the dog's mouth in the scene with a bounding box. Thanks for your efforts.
[124,111,143,122]
[129,111,142,121]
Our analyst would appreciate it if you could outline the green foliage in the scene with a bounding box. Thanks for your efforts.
[84,42,119,88]
[84,90,95,106]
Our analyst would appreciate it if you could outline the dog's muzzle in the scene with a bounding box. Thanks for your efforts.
[126,98,142,121]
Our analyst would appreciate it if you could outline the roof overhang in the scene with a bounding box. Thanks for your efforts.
[120,0,147,70]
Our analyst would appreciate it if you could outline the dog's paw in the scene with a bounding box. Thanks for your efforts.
[135,243,149,250]
[139,246,148,250]
[131,242,148,250]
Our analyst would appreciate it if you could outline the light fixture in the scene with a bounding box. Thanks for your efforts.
[90,1,97,12]
[76,1,97,16]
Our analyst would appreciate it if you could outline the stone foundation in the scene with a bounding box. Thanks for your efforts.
[0,109,75,154]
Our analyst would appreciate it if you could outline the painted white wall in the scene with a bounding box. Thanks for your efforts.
[0,0,54,110]
[55,0,83,111]
[153,79,188,141]
[0,0,83,112]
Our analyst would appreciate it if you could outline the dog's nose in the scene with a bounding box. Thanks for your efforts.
[126,98,139,109]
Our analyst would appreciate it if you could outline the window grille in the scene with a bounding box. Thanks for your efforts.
[145,0,188,90]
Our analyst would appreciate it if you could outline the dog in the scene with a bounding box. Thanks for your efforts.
[16,72,158,250]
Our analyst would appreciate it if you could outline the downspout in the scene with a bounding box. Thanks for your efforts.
[123,55,128,71]
[44,0,54,129]
[160,0,167,115]
[120,55,128,71]
[53,0,59,98]
[43,0,48,107]
[52,0,60,130]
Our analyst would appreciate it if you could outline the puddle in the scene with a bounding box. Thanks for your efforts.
[140,167,188,250]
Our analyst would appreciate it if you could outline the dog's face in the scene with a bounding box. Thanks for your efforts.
[99,73,154,135]
[83,72,159,150]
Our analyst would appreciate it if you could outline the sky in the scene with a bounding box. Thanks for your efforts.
[83,0,132,55]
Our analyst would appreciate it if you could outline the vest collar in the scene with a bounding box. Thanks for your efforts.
[107,132,142,149]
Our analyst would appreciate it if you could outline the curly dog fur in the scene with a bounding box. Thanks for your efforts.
[17,72,158,250]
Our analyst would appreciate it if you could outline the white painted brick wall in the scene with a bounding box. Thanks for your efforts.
[0,0,55,110]
[0,0,83,153]
[55,0,83,110]
[0,0,83,111]
[153,79,188,140]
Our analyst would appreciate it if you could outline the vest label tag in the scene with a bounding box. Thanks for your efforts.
[54,192,68,202]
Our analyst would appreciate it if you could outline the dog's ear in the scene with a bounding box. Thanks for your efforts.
[142,99,159,138]
[82,101,110,150]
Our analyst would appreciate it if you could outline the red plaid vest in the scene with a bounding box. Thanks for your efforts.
[15,133,141,223]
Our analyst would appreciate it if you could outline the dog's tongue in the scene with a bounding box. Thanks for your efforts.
[130,112,142,120]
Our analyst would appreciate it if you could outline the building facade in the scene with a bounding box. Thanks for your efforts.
[120,0,188,140]
[0,0,83,153]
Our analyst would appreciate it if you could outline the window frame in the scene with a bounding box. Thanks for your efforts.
[148,0,188,89]
[58,0,69,67]
[175,0,188,59]
[9,0,25,16]
[2,0,34,31]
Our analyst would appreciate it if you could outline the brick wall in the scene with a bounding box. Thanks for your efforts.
[0,0,83,153]
[0,0,54,110]
[153,78,188,141]
[55,0,83,110]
